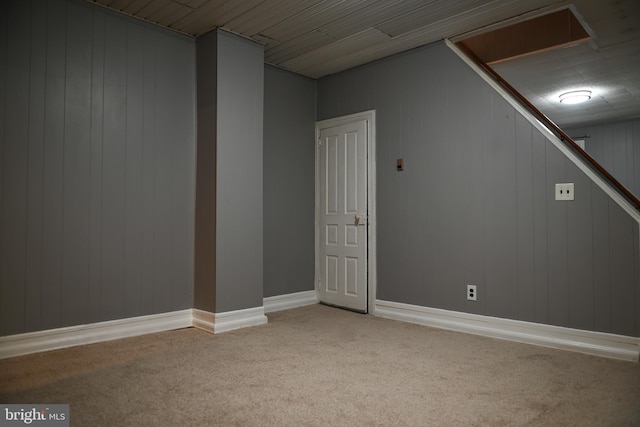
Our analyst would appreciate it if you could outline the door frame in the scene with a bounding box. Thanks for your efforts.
[315,110,377,314]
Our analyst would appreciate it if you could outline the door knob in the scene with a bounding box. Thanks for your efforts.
[354,213,365,226]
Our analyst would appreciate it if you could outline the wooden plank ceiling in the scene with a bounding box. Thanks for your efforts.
[88,0,573,78]
[87,0,640,127]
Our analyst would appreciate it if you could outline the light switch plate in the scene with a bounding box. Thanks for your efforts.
[555,183,574,201]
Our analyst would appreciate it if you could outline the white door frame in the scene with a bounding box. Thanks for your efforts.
[315,110,377,315]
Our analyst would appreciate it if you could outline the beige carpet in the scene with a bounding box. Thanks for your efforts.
[1,304,639,426]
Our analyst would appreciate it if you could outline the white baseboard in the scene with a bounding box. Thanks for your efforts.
[192,306,268,334]
[375,300,640,362]
[0,309,193,360]
[263,290,318,313]
[1,305,270,359]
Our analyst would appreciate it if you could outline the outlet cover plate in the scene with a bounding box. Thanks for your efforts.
[467,284,477,301]
[555,183,574,201]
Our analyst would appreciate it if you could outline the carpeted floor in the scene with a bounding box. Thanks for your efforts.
[1,304,639,426]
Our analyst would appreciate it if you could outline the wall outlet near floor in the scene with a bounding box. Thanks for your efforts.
[467,284,477,301]
[555,183,575,201]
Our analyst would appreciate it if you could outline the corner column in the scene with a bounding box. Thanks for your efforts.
[194,29,266,332]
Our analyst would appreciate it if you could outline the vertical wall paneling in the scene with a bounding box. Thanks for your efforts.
[158,35,195,311]
[194,30,217,314]
[515,113,535,322]
[88,5,105,324]
[0,0,196,336]
[566,164,606,330]
[545,148,570,327]
[609,203,636,336]
[0,0,31,334]
[123,21,144,318]
[566,164,595,331]
[427,55,454,308]
[317,41,640,337]
[151,36,177,314]
[0,2,6,298]
[591,190,611,332]
[139,27,159,315]
[531,130,549,324]
[565,118,640,197]
[460,73,489,314]
[215,30,264,312]
[414,58,436,308]
[61,0,92,326]
[376,57,413,304]
[485,95,518,320]
[403,56,429,307]
[24,0,48,331]
[263,65,315,298]
[100,13,127,321]
[374,62,399,303]
[439,56,468,310]
[40,0,66,329]
[194,29,263,314]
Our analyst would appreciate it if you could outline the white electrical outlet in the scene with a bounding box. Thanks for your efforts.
[555,183,574,201]
[467,285,477,301]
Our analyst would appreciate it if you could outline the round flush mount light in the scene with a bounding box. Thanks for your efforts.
[559,90,592,104]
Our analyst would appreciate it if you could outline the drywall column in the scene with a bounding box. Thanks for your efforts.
[195,29,265,319]
[194,30,218,314]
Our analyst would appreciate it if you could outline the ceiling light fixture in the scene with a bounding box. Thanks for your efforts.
[559,90,592,104]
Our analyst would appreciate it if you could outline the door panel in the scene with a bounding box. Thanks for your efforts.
[317,119,368,312]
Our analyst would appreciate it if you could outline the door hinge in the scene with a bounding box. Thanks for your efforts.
[318,138,322,146]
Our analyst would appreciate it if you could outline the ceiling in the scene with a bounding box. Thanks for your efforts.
[88,0,640,128]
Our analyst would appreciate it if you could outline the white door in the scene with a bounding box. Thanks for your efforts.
[317,119,368,312]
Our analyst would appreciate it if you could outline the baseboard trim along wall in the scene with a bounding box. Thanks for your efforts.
[192,306,268,334]
[0,309,193,360]
[1,306,268,359]
[375,300,640,362]
[263,290,318,313]
[7,295,635,361]
[0,291,317,359]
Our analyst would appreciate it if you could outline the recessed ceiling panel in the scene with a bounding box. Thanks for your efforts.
[460,8,590,65]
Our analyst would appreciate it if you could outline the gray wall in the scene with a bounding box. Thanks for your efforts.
[565,118,640,197]
[194,30,265,313]
[194,30,218,313]
[216,31,263,312]
[0,0,196,336]
[263,65,316,298]
[318,41,640,337]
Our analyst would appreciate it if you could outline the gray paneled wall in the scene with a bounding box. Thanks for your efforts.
[0,0,196,336]
[565,119,640,197]
[194,30,218,314]
[317,41,640,337]
[263,65,316,298]
[215,30,264,312]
